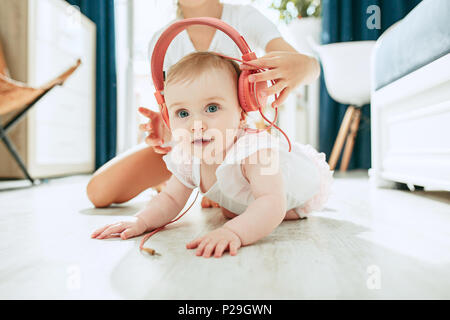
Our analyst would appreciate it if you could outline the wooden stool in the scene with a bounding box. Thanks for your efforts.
[308,38,374,172]
[328,106,362,171]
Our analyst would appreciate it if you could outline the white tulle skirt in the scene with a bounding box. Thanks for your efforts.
[293,144,334,218]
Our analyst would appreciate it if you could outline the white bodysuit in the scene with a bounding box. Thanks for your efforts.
[162,129,333,218]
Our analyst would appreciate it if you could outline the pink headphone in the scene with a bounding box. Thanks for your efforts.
[150,17,292,152]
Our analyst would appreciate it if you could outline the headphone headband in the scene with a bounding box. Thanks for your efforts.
[151,17,256,92]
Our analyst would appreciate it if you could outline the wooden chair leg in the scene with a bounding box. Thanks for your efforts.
[340,108,361,171]
[328,105,355,170]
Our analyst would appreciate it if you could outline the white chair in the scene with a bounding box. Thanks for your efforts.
[308,38,375,171]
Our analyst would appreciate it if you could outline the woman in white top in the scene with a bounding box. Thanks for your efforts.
[148,2,284,73]
[86,0,321,209]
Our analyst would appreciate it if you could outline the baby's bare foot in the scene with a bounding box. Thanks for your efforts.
[284,209,305,220]
[201,196,220,208]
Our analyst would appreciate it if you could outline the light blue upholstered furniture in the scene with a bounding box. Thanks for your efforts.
[369,0,450,191]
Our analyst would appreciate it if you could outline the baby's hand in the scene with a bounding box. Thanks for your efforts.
[186,227,242,258]
[91,216,148,240]
[138,107,172,154]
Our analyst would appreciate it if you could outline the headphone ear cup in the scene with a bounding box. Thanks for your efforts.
[238,70,251,112]
[254,76,268,108]
[238,70,268,112]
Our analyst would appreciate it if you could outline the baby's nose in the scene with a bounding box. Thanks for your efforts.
[190,119,207,133]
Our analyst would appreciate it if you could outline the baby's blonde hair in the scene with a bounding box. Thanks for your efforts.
[165,51,248,120]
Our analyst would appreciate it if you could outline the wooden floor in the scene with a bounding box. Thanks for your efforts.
[1,171,449,299]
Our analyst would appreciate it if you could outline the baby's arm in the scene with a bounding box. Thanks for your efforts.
[92,174,193,239]
[135,174,194,230]
[223,149,286,246]
[186,148,286,257]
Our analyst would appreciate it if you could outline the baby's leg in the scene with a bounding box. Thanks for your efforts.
[221,207,304,221]
[87,145,172,208]
[221,207,239,219]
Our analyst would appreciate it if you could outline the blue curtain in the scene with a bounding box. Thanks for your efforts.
[319,0,421,169]
[65,0,117,169]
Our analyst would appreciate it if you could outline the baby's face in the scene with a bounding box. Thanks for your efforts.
[165,68,242,163]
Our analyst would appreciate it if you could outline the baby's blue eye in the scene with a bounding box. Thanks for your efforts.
[177,110,189,118]
[206,104,219,113]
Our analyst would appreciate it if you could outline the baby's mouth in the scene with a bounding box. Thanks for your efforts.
[192,138,214,145]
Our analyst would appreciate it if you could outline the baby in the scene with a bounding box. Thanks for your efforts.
[91,52,333,258]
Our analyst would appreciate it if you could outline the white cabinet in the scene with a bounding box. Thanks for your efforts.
[0,0,96,178]
[370,54,450,191]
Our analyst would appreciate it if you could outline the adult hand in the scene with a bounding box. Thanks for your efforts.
[138,107,172,154]
[240,51,318,108]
